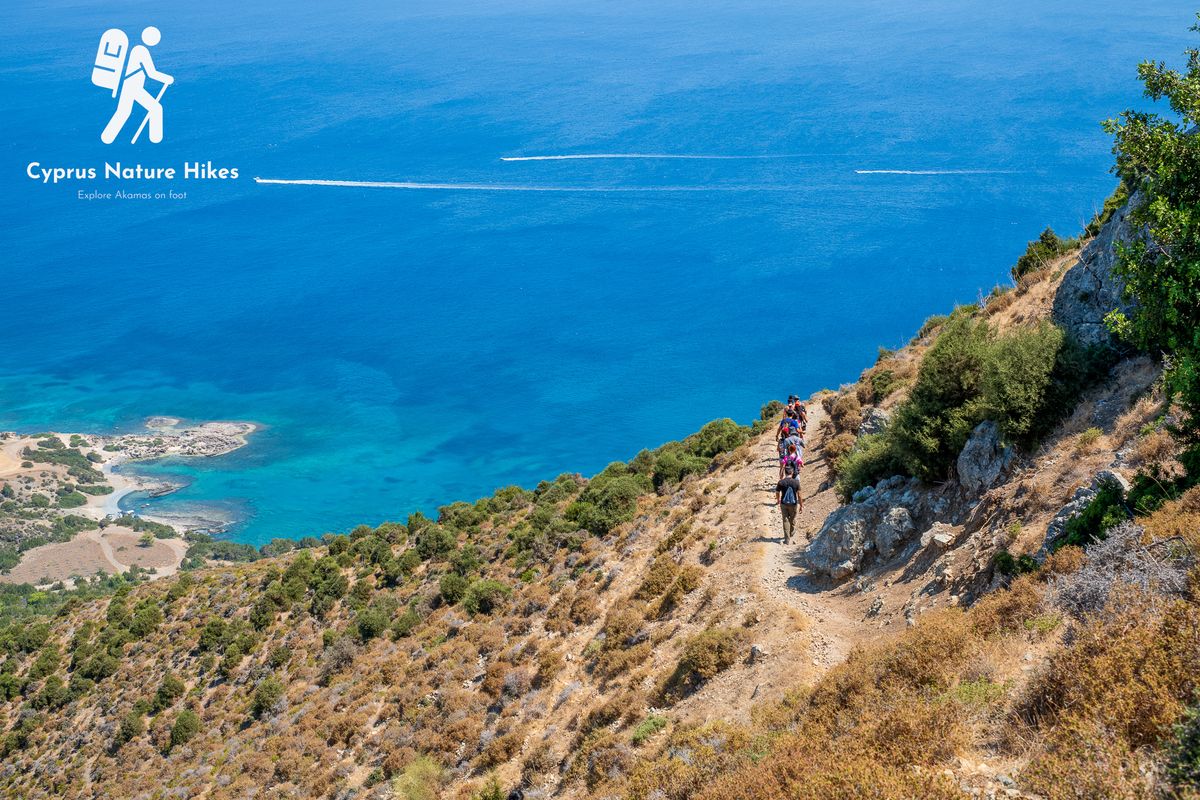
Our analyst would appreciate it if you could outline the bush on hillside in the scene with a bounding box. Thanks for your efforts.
[1168,702,1200,793]
[566,466,650,536]
[980,322,1064,441]
[462,579,511,616]
[1051,522,1192,621]
[760,400,785,420]
[438,573,468,606]
[1012,227,1076,281]
[836,312,1110,498]
[169,709,200,750]
[415,525,456,561]
[1058,478,1129,551]
[1104,37,1200,447]
[249,676,284,719]
[661,627,744,702]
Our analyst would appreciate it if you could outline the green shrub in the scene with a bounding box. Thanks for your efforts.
[888,313,992,481]
[356,605,391,641]
[116,710,144,746]
[439,572,468,605]
[871,368,900,400]
[393,755,444,800]
[392,606,422,638]
[838,313,1108,498]
[1012,227,1075,280]
[169,709,201,749]
[686,419,749,459]
[249,676,284,718]
[57,491,87,509]
[462,579,511,616]
[760,400,785,420]
[1085,183,1129,237]
[152,672,185,712]
[1167,701,1200,793]
[980,322,1063,442]
[916,314,950,339]
[414,525,456,560]
[566,468,650,536]
[993,550,1039,578]
[833,434,900,502]
[1058,478,1129,550]
[663,627,744,701]
[1103,45,1200,441]
[632,714,669,744]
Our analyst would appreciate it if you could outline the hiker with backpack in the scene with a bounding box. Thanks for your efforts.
[778,428,804,479]
[775,465,803,544]
[776,409,801,442]
[781,443,803,478]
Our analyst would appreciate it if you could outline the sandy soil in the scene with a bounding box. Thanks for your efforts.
[0,526,187,586]
[0,436,34,478]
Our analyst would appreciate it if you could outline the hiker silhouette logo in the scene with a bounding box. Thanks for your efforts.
[92,27,173,144]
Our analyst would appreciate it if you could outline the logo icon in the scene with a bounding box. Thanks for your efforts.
[92,27,173,144]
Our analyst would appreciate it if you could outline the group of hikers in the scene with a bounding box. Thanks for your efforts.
[773,395,808,545]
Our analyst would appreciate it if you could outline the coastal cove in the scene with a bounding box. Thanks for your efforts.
[1,0,1195,546]
[0,420,255,584]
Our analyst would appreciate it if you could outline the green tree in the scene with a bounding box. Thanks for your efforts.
[249,676,284,719]
[438,572,468,605]
[152,672,185,713]
[1104,17,1200,446]
[170,709,201,749]
[116,710,144,746]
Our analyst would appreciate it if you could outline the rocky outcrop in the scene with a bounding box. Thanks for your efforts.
[858,407,890,437]
[956,421,1015,495]
[805,476,933,579]
[1052,193,1142,347]
[1037,469,1131,559]
[808,423,1017,581]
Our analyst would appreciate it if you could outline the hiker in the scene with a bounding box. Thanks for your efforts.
[776,409,801,441]
[782,443,803,477]
[774,464,803,544]
[794,400,808,432]
[778,428,804,479]
[101,27,173,144]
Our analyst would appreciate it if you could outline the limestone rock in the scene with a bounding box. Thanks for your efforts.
[1052,193,1142,347]
[805,475,925,579]
[858,407,891,437]
[957,421,1015,495]
[921,522,958,550]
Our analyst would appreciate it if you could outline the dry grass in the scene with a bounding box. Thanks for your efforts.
[1019,595,1200,796]
[828,394,863,434]
[823,433,857,474]
[1141,486,1200,551]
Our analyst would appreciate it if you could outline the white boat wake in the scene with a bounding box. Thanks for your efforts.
[855,169,1018,175]
[253,177,797,192]
[499,153,816,162]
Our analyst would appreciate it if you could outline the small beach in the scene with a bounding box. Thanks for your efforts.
[0,418,256,586]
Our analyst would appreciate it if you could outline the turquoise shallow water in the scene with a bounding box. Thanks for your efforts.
[0,0,1193,545]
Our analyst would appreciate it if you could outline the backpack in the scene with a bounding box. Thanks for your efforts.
[781,482,798,505]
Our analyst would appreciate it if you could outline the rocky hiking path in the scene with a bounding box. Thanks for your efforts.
[747,404,864,670]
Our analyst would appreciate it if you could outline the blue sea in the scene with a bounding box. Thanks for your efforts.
[0,0,1192,545]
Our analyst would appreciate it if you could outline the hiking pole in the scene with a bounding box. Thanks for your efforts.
[131,83,169,144]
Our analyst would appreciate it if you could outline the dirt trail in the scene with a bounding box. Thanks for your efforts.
[678,401,888,726]
[746,403,864,669]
